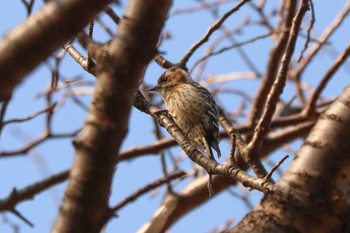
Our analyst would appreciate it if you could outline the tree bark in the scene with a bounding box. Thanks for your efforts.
[0,0,111,101]
[229,86,350,233]
[51,1,172,232]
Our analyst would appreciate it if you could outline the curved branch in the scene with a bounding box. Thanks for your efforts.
[0,0,112,101]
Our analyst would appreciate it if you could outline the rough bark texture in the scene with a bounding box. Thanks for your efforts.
[51,1,172,233]
[229,86,350,233]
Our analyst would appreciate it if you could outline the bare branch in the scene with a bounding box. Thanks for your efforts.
[304,43,350,115]
[179,0,251,67]
[0,170,69,212]
[0,0,112,101]
[297,0,315,62]
[108,171,186,215]
[191,32,274,72]
[246,1,310,175]
[20,0,35,16]
[0,100,10,138]
[264,155,289,180]
[170,0,232,17]
[2,104,56,126]
[134,91,274,193]
[0,130,80,157]
[292,0,350,104]
[247,0,297,125]
[52,1,172,232]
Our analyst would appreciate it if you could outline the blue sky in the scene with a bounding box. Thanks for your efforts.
[1,1,349,233]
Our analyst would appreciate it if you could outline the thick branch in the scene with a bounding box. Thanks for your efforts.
[0,0,112,101]
[51,1,172,233]
[230,85,350,233]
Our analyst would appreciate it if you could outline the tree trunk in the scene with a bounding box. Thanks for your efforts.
[229,86,350,233]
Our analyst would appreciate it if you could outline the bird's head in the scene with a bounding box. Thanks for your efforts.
[148,67,192,97]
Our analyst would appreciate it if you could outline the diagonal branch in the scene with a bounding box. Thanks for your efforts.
[304,43,350,115]
[0,0,112,101]
[0,171,69,212]
[178,0,251,67]
[247,0,297,125]
[134,91,274,193]
[246,0,310,176]
[51,1,172,232]
[108,171,186,215]
[291,0,350,104]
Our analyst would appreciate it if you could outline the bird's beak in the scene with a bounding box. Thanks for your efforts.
[148,85,158,92]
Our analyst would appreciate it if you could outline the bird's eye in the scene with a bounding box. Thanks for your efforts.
[161,76,168,83]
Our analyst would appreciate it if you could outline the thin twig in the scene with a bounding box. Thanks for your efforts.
[104,6,121,24]
[153,54,175,69]
[264,155,289,180]
[179,0,251,67]
[152,117,175,194]
[248,1,275,33]
[207,174,214,197]
[2,104,56,126]
[95,16,114,37]
[292,0,350,104]
[191,16,251,80]
[0,170,69,211]
[191,32,275,71]
[11,209,34,228]
[304,43,350,115]
[0,130,80,157]
[227,188,254,209]
[194,0,260,79]
[109,171,187,214]
[228,133,237,166]
[0,100,10,138]
[20,0,34,16]
[170,0,232,17]
[88,21,94,38]
[298,0,315,62]
[63,44,96,75]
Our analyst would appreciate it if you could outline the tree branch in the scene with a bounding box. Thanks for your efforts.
[0,0,113,101]
[245,0,309,177]
[51,1,172,232]
[178,0,251,67]
[230,85,350,232]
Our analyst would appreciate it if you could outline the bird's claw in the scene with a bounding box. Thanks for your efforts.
[153,110,172,127]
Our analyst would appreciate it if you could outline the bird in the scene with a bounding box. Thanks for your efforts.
[149,67,221,161]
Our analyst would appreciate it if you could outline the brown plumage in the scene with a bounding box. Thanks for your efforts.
[149,67,221,160]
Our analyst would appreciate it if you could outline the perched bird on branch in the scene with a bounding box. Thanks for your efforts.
[149,67,221,161]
